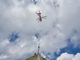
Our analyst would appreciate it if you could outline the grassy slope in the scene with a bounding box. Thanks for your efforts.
[26,54,46,60]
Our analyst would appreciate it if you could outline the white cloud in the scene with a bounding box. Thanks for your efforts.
[0,0,80,60]
[0,55,8,60]
[57,53,80,60]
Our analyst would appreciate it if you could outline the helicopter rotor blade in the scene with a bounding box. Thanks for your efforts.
[42,16,47,19]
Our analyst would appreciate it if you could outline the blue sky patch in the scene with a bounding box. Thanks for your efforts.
[32,0,38,4]
[52,38,80,60]
[9,32,19,42]
[35,32,40,39]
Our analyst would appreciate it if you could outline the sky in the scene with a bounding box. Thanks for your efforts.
[0,0,80,60]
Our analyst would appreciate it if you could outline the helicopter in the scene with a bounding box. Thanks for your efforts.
[36,11,46,22]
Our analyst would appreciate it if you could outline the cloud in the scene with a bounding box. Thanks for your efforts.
[0,0,80,60]
[0,55,8,60]
[57,53,80,60]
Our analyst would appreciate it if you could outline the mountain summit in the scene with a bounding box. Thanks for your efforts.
[26,45,46,60]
